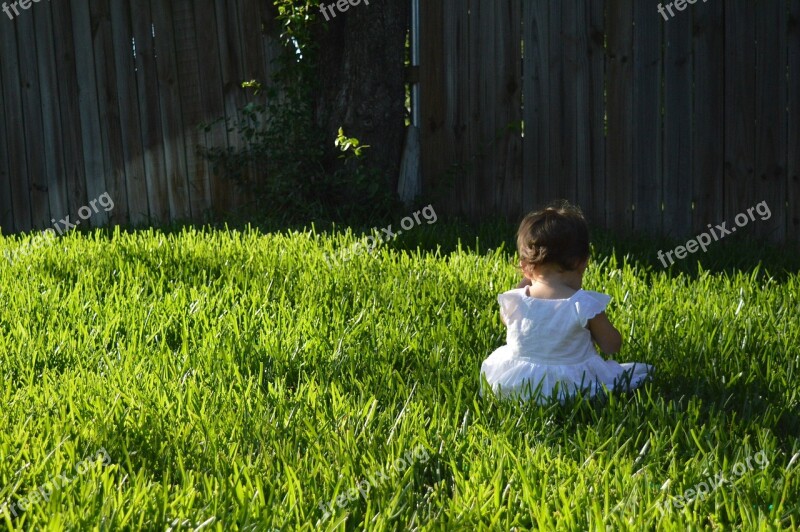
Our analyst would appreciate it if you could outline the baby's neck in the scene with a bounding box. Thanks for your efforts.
[525,278,578,300]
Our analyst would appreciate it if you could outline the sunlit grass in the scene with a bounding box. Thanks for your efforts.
[0,224,798,529]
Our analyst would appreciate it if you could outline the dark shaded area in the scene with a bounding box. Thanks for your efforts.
[313,0,410,192]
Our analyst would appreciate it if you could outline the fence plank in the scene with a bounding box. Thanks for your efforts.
[522,0,550,213]
[0,39,14,233]
[90,1,130,226]
[497,0,523,217]
[70,0,110,227]
[790,0,800,244]
[131,0,170,223]
[110,0,150,225]
[724,3,756,230]
[631,0,662,234]
[51,1,87,223]
[33,1,68,230]
[16,10,51,230]
[586,0,605,226]
[662,5,692,238]
[605,0,633,231]
[194,0,231,216]
[753,1,787,242]
[151,0,192,222]
[546,0,563,203]
[453,0,471,216]
[172,0,211,221]
[692,0,724,233]
[0,24,32,233]
[419,0,447,208]
[215,0,247,213]
[469,0,521,218]
[559,0,578,204]
[574,0,602,222]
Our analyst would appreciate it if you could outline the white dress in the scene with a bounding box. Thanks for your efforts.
[480,287,652,403]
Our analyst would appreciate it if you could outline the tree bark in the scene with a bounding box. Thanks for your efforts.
[314,0,410,193]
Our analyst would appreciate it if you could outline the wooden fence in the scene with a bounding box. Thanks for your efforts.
[419,0,800,243]
[0,0,280,234]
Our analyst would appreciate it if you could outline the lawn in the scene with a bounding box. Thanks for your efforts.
[0,223,798,530]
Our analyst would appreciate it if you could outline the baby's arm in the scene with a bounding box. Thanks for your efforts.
[587,312,622,354]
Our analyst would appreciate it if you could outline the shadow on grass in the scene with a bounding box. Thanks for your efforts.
[16,208,797,281]
[361,216,800,281]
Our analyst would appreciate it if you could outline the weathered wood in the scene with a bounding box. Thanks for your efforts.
[753,1,787,242]
[0,60,13,233]
[724,3,756,231]
[51,0,87,224]
[467,0,521,218]
[522,0,550,213]
[605,0,633,231]
[632,0,662,234]
[398,125,421,205]
[453,0,471,216]
[33,1,68,230]
[692,0,724,233]
[498,0,522,217]
[0,23,33,233]
[559,0,578,204]
[0,0,797,244]
[662,3,692,238]
[131,0,170,223]
[215,0,247,213]
[419,0,447,207]
[90,0,130,226]
[71,0,109,227]
[586,0,605,226]
[195,0,232,215]
[172,0,211,221]
[110,0,150,225]
[790,0,800,243]
[151,0,192,222]
[0,37,11,232]
[546,0,563,205]
[16,10,50,230]
[574,0,601,222]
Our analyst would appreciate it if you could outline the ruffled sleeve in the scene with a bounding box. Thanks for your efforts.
[573,290,611,327]
[497,289,523,323]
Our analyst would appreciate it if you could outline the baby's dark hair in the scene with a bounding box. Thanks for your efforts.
[517,201,590,274]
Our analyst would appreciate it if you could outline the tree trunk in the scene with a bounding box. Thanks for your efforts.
[314,0,410,193]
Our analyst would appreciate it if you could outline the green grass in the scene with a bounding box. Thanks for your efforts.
[0,223,798,530]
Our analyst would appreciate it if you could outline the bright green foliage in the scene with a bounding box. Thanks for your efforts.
[0,225,798,529]
[335,128,370,158]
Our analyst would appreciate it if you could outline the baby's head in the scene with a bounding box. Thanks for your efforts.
[517,201,590,277]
